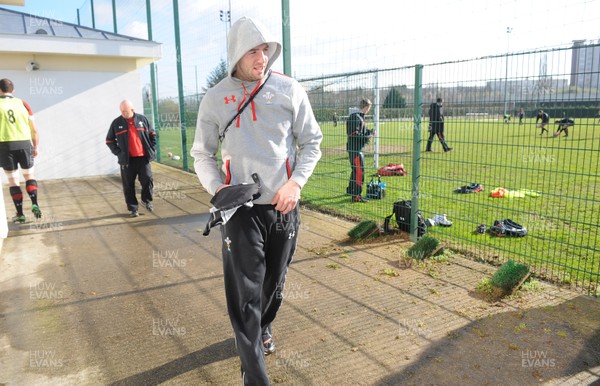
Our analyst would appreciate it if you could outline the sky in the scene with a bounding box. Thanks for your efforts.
[2,0,600,97]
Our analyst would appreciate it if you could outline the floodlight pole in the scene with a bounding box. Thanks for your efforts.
[112,0,117,33]
[219,4,231,66]
[503,27,512,118]
[90,0,95,29]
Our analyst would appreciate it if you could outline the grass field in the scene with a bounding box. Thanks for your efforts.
[156,117,599,293]
[303,117,599,293]
[154,128,196,170]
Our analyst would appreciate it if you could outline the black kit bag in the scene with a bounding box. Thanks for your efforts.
[384,199,426,237]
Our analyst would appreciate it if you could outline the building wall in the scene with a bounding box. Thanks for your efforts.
[1,68,144,181]
[571,41,600,90]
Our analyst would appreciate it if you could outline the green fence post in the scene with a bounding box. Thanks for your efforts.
[281,0,291,76]
[410,65,423,242]
[173,0,188,171]
[147,0,160,162]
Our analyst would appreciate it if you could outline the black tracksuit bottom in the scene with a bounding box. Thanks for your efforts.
[120,156,153,211]
[347,151,365,197]
[426,129,450,151]
[221,204,300,385]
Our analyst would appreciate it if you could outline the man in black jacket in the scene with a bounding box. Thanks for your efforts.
[346,98,373,202]
[426,97,452,152]
[106,100,156,217]
[536,109,550,135]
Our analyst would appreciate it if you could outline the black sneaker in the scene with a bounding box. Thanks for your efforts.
[262,325,276,355]
[130,210,139,217]
[444,147,453,152]
[490,220,506,236]
[455,183,483,194]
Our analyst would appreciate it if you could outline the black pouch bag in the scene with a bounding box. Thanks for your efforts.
[202,173,262,236]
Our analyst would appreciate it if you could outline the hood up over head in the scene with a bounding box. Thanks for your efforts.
[227,17,281,78]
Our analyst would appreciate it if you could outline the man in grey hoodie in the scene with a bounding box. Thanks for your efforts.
[190,17,322,385]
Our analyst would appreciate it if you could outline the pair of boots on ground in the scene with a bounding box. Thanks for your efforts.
[426,213,452,227]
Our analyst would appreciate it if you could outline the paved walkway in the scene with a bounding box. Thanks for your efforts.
[1,163,599,385]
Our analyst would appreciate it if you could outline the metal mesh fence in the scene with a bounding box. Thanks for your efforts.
[67,0,599,294]
[300,46,600,294]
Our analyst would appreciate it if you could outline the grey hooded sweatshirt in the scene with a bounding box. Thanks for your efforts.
[190,17,322,205]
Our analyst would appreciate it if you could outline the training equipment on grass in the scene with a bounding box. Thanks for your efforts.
[377,163,406,176]
[366,175,386,199]
[490,219,527,237]
[433,213,452,227]
[454,183,484,194]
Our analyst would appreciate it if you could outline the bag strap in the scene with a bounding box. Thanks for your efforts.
[383,212,395,233]
[219,70,272,143]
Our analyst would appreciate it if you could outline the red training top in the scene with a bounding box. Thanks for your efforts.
[127,118,145,157]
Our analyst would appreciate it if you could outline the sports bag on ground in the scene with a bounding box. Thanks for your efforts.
[383,199,426,237]
[377,163,406,176]
[366,176,386,200]
[490,219,527,237]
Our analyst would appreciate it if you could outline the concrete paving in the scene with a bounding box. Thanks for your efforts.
[0,163,599,385]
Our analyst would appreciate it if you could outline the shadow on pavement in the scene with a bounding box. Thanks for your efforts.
[109,338,236,386]
[374,295,600,385]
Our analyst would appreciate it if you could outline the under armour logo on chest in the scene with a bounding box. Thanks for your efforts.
[224,95,236,104]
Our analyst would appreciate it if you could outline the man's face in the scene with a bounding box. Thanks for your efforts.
[235,43,269,82]
[120,105,134,119]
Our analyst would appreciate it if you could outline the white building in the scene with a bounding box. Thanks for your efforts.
[0,6,161,180]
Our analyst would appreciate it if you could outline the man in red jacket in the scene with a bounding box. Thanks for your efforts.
[106,100,156,217]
